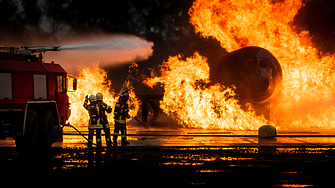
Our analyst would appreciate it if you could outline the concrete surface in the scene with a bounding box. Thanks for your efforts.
[1,120,335,148]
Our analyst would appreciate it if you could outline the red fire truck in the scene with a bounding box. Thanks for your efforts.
[0,46,76,148]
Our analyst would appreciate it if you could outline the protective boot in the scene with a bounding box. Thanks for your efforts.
[88,140,93,148]
[96,138,102,148]
[105,129,112,148]
[113,139,118,147]
[121,135,128,146]
[113,131,118,146]
[122,139,130,146]
[106,138,112,148]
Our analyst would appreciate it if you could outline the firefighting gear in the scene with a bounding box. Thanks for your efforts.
[88,129,102,148]
[114,91,130,124]
[114,102,129,124]
[96,92,103,101]
[96,92,113,148]
[84,95,103,148]
[113,122,127,146]
[84,96,103,129]
[113,93,130,146]
[89,94,97,102]
[87,103,103,130]
[84,95,89,107]
[120,90,129,102]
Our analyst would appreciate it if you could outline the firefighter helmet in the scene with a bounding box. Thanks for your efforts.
[89,94,97,102]
[121,90,129,101]
[96,92,103,101]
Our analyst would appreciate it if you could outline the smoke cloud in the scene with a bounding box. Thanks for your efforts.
[45,34,153,75]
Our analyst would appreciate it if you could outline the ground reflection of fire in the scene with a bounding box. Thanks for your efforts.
[67,63,140,127]
[144,0,335,131]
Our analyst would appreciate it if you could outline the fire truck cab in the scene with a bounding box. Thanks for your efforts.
[0,46,76,148]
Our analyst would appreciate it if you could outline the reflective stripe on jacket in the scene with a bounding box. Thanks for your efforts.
[115,119,126,124]
[87,103,103,129]
[113,102,128,124]
[97,100,112,128]
[89,118,103,129]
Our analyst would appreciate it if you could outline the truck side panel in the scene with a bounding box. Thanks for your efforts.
[0,73,12,100]
[12,73,33,101]
[33,74,48,100]
[48,74,56,101]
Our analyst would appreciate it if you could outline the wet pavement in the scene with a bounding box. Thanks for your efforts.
[51,120,335,148]
[1,119,335,148]
[1,125,335,148]
[1,120,335,187]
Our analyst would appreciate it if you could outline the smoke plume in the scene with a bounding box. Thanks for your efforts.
[45,34,153,75]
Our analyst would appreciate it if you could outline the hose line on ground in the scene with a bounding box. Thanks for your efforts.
[62,124,97,146]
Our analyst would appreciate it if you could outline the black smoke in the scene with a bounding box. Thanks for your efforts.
[294,0,335,54]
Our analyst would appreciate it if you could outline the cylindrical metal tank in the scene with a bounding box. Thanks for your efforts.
[209,46,282,104]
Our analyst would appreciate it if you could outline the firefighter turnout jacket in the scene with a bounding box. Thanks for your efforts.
[114,102,130,124]
[97,101,112,128]
[84,100,103,129]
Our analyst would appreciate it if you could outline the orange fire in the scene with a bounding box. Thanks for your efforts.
[67,63,140,128]
[145,0,335,131]
[144,52,267,130]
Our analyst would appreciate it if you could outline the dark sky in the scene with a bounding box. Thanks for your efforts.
[294,0,335,54]
[1,0,335,55]
[1,0,335,92]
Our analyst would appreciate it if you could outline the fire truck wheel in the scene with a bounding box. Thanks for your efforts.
[38,110,54,147]
[24,110,39,147]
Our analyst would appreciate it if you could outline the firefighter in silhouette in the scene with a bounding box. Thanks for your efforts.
[84,94,103,148]
[113,90,130,146]
[96,92,113,148]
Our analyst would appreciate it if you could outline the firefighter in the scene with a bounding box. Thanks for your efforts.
[83,94,103,148]
[96,92,113,148]
[113,90,130,146]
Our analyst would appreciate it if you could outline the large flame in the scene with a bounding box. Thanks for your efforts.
[146,0,335,130]
[67,63,140,128]
[144,52,267,130]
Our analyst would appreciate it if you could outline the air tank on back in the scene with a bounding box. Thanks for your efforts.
[209,46,282,117]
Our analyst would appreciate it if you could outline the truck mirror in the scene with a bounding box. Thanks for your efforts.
[73,78,77,91]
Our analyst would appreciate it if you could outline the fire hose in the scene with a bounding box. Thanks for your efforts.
[62,123,98,146]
